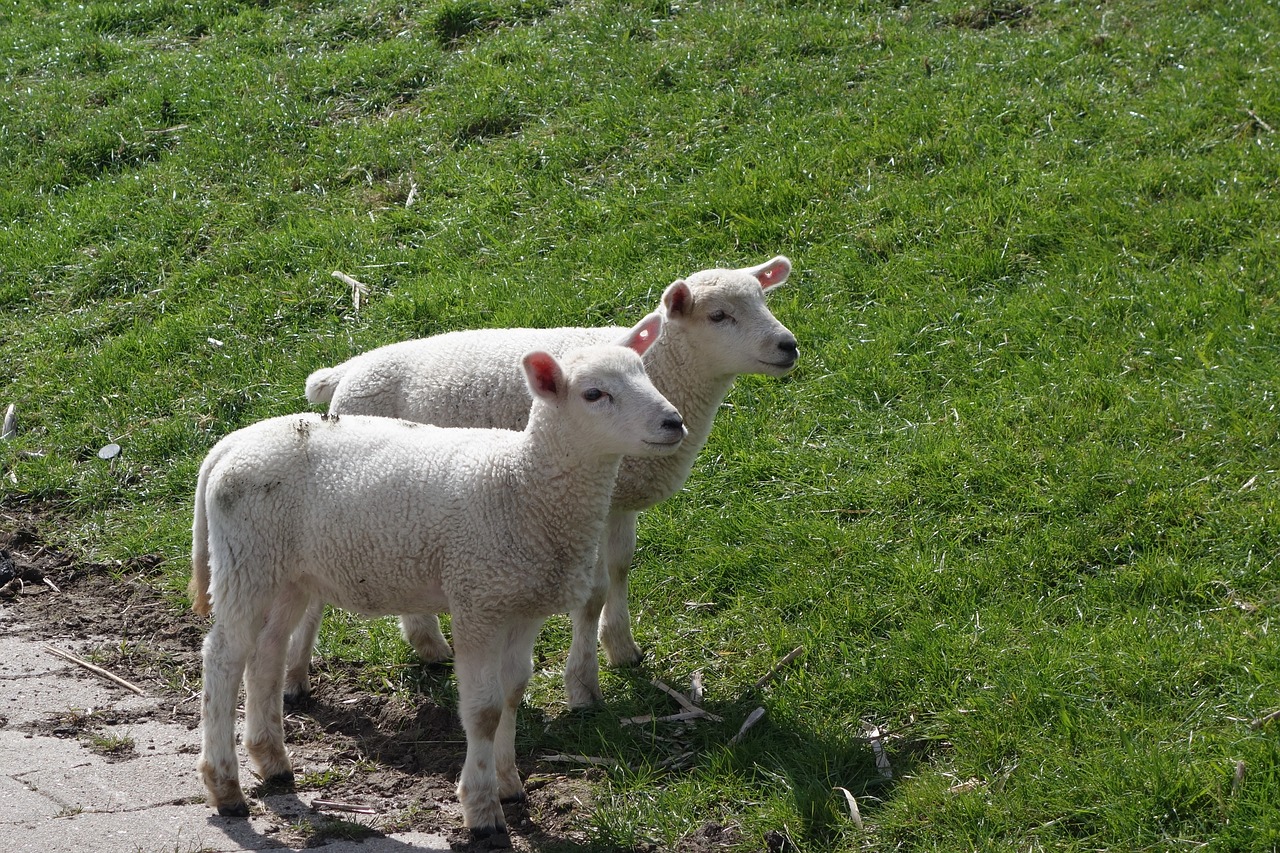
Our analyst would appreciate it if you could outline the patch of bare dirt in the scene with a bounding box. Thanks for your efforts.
[672,822,743,852]
[948,2,1033,29]
[0,513,621,852]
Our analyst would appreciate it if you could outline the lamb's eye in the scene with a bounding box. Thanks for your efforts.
[582,388,605,402]
[708,310,728,323]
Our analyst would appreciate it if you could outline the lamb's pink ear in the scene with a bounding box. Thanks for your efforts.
[616,311,664,358]
[746,255,791,290]
[522,351,565,401]
[661,279,693,317]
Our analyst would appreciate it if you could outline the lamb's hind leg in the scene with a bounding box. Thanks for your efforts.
[564,532,608,709]
[399,613,453,663]
[244,583,311,787]
[199,619,255,816]
[599,510,644,667]
[283,596,322,705]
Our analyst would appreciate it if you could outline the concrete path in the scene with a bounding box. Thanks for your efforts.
[0,628,451,852]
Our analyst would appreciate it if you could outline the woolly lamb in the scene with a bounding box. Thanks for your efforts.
[294,255,798,708]
[189,314,684,840]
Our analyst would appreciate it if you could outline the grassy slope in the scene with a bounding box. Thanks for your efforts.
[2,0,1279,849]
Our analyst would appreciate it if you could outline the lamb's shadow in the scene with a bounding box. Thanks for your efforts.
[268,660,613,851]
[286,658,463,779]
[204,789,456,852]
[275,656,930,850]
[524,664,933,848]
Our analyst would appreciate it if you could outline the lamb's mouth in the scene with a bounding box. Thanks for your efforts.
[761,358,798,370]
[644,438,684,448]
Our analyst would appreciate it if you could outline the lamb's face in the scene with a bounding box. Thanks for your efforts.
[529,346,686,457]
[569,348,687,456]
[662,267,799,379]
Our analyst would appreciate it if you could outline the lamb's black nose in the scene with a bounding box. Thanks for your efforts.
[779,337,799,359]
[662,414,685,432]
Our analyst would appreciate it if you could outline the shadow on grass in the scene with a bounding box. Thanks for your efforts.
[520,664,936,848]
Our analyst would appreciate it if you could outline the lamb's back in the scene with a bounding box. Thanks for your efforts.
[203,413,601,617]
[206,416,511,587]
[331,326,619,428]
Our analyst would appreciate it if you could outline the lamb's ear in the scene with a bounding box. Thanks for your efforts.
[745,255,791,290]
[616,311,664,358]
[522,351,565,402]
[661,279,693,317]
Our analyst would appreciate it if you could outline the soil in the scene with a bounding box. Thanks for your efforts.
[1,507,750,852]
[1,512,690,852]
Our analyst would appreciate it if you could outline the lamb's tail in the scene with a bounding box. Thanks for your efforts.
[304,364,348,405]
[188,458,215,617]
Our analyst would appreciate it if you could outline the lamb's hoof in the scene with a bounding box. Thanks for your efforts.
[605,645,645,668]
[216,801,250,818]
[259,771,296,794]
[499,790,527,805]
[416,647,454,665]
[282,689,310,710]
[565,691,603,711]
[469,825,512,848]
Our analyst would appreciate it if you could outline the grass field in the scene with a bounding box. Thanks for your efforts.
[3,0,1280,849]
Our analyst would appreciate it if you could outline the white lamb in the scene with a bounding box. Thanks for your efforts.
[188,314,684,841]
[293,255,798,709]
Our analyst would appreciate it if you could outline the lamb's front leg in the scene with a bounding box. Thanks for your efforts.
[495,618,542,801]
[564,536,608,709]
[599,510,644,667]
[451,619,509,841]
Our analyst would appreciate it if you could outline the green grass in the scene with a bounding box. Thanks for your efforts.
[3,0,1279,849]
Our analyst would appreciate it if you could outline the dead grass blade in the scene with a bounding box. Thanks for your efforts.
[862,722,892,779]
[43,645,146,696]
[621,710,714,726]
[728,706,766,746]
[754,645,805,690]
[332,270,369,312]
[651,678,723,722]
[541,753,623,769]
[834,786,864,830]
[311,799,380,814]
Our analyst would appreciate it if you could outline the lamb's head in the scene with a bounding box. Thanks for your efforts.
[523,312,686,457]
[658,255,799,379]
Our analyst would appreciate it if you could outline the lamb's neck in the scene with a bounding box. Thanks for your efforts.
[520,411,626,519]
[643,341,737,452]
[601,339,740,512]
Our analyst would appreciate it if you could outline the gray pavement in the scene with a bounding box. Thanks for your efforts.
[0,626,452,852]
